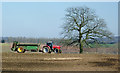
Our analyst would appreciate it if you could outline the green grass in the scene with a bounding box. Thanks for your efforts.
[0,43,11,46]
[0,43,11,53]
[89,43,118,48]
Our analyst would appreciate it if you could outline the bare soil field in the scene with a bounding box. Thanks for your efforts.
[1,43,119,71]
[2,52,119,71]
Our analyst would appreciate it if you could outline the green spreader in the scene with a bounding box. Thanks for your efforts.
[11,41,40,53]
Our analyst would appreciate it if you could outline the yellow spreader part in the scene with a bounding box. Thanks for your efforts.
[18,48,23,52]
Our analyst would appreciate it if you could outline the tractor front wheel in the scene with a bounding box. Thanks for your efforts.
[17,47,25,53]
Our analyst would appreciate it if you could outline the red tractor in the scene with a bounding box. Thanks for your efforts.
[40,41,62,53]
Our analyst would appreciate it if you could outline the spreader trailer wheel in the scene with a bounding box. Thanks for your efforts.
[17,47,25,53]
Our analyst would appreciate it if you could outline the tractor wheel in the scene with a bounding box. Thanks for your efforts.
[54,48,59,53]
[43,47,50,53]
[17,47,25,53]
[59,49,62,53]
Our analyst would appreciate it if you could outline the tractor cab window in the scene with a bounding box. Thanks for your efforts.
[47,43,53,49]
[47,43,52,46]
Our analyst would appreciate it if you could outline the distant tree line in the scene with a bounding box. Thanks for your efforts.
[0,36,117,45]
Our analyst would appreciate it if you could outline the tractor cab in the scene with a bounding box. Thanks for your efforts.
[46,41,53,49]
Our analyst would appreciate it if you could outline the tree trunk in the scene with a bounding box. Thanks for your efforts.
[79,24,83,54]
[79,33,83,53]
[79,41,83,53]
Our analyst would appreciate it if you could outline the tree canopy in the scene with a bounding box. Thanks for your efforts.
[61,6,112,53]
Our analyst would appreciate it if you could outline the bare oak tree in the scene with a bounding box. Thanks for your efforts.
[62,6,112,53]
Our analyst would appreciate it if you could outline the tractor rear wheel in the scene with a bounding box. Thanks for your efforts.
[17,47,25,53]
[54,48,59,53]
[43,47,50,53]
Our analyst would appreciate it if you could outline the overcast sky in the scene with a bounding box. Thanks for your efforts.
[2,2,118,38]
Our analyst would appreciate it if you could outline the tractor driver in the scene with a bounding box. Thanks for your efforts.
[47,41,53,50]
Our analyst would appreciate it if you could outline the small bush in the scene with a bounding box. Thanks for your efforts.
[1,40,5,43]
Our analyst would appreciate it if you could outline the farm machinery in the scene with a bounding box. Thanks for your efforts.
[11,41,62,53]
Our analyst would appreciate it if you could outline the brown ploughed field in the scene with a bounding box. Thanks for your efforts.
[1,43,119,71]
